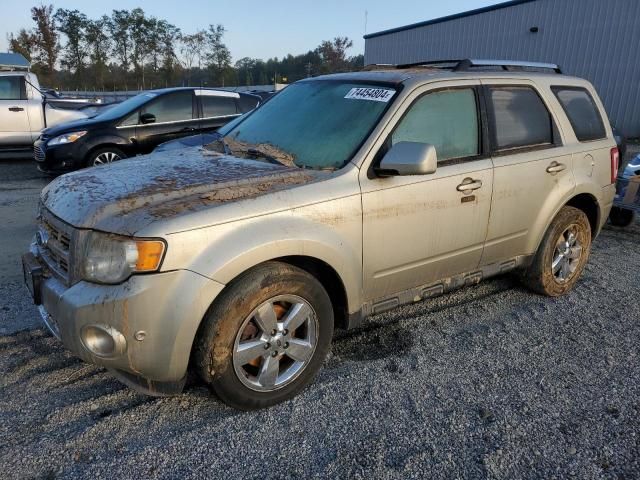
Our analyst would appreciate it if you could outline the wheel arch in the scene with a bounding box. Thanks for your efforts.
[565,192,600,239]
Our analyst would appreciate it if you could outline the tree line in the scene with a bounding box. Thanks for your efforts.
[7,5,364,91]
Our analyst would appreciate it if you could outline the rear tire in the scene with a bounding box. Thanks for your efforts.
[609,206,635,227]
[522,206,591,297]
[193,262,334,410]
[85,147,126,168]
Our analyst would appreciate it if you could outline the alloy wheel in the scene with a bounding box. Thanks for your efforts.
[551,225,583,283]
[92,151,121,166]
[232,295,318,392]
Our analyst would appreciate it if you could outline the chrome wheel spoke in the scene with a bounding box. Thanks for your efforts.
[566,230,577,246]
[235,339,268,365]
[282,302,311,332]
[253,303,278,333]
[286,338,313,362]
[257,355,279,388]
[560,257,571,279]
[552,253,564,274]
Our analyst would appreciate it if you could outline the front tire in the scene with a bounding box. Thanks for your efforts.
[86,147,126,168]
[522,206,592,297]
[194,262,334,410]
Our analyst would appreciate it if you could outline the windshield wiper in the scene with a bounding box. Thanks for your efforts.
[246,147,289,167]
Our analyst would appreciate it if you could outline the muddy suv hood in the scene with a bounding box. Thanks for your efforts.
[42,147,318,234]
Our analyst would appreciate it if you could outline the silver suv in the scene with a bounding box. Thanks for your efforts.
[23,60,618,409]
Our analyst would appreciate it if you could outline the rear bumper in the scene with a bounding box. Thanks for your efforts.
[25,247,225,390]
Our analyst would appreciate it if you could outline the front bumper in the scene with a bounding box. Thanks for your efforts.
[23,250,225,394]
[33,138,86,173]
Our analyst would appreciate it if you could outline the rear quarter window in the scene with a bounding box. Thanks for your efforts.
[202,95,238,117]
[552,87,606,142]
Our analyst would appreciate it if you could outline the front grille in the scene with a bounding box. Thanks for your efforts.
[34,145,45,162]
[38,210,74,283]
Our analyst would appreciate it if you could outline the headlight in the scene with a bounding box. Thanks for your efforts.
[81,231,166,284]
[48,131,87,146]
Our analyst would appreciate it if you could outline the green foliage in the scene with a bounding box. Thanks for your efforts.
[9,5,364,91]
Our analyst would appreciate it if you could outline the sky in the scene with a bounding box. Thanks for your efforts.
[0,0,498,62]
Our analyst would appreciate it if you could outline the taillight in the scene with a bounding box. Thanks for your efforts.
[610,147,619,184]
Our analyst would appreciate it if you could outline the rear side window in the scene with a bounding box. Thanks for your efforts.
[487,86,553,151]
[552,87,606,141]
[0,76,25,100]
[202,95,238,117]
[392,88,479,161]
[238,95,260,113]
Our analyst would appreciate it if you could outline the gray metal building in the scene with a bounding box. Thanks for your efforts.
[364,0,640,137]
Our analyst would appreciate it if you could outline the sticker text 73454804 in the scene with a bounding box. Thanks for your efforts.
[344,88,395,103]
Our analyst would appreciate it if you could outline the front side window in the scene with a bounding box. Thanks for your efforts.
[552,87,606,142]
[202,95,237,118]
[223,81,396,170]
[0,77,24,100]
[487,86,553,151]
[141,91,194,123]
[392,88,479,162]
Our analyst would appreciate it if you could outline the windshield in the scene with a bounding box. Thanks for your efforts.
[94,92,158,122]
[222,81,397,170]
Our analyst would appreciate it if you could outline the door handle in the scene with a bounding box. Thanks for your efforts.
[180,127,195,132]
[456,178,483,192]
[8,107,24,112]
[546,161,566,174]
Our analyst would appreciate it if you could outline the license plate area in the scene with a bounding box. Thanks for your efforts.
[22,252,43,305]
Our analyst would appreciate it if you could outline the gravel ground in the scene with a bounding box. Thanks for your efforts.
[1,159,639,479]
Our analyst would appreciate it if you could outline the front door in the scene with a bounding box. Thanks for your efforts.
[0,76,31,147]
[361,82,494,302]
[135,90,199,153]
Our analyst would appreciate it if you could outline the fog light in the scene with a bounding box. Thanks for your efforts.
[81,324,127,357]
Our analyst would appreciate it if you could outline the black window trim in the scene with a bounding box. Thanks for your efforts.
[370,85,490,176]
[550,85,607,143]
[483,84,562,157]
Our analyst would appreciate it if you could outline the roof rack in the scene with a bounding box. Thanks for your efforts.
[369,58,562,74]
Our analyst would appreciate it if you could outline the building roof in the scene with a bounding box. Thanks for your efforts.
[0,52,30,70]
[364,0,538,39]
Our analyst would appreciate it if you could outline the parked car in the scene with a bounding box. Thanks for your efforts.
[33,87,262,173]
[0,70,89,159]
[609,153,639,227]
[23,59,617,410]
[153,112,249,152]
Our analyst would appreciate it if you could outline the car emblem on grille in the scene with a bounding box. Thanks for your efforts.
[36,228,50,248]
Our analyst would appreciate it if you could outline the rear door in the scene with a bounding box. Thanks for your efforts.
[196,90,241,134]
[0,76,31,147]
[480,80,575,266]
[135,90,199,153]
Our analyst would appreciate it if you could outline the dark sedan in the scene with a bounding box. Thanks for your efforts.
[33,87,261,173]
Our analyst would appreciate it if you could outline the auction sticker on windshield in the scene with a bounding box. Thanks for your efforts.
[344,88,395,102]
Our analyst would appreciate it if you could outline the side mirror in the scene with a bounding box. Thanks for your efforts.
[140,112,156,124]
[376,141,438,176]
